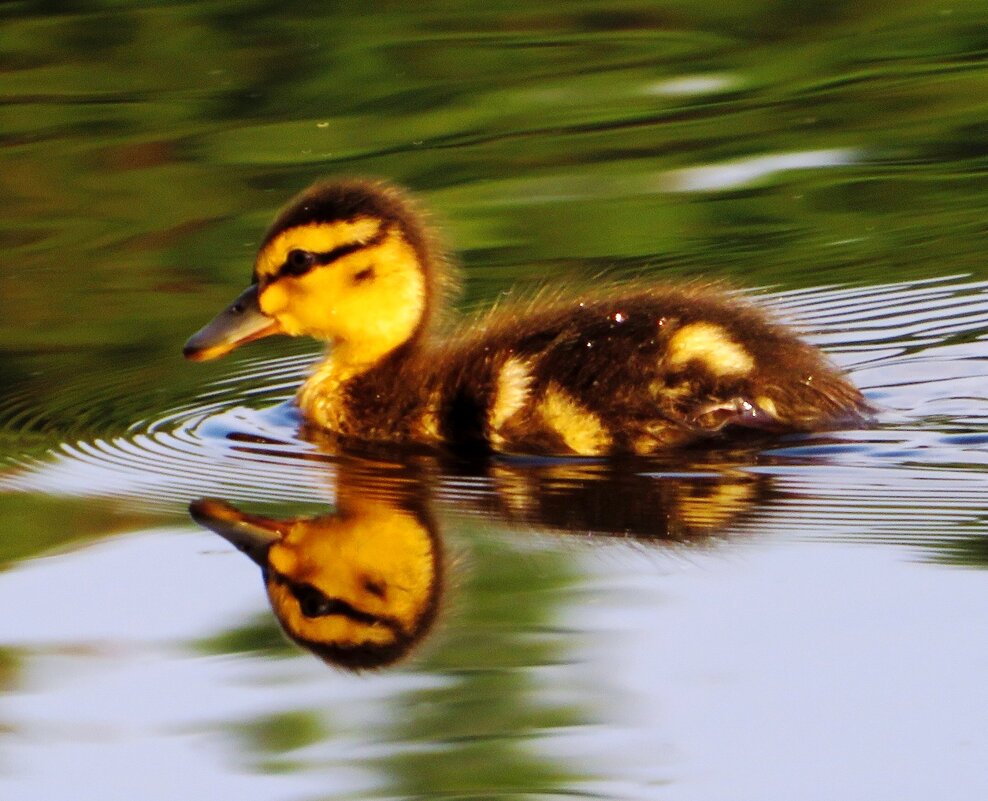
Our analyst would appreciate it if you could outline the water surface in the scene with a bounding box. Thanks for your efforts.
[2,3,988,800]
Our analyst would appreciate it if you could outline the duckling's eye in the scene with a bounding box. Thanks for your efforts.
[284,249,316,277]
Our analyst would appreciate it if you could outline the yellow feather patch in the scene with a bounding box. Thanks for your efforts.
[489,464,537,516]
[666,322,754,376]
[539,383,612,456]
[676,480,756,530]
[632,435,654,456]
[268,545,297,576]
[259,227,426,371]
[416,391,443,441]
[755,395,778,418]
[631,420,688,454]
[255,218,383,279]
[297,361,348,432]
[488,358,532,444]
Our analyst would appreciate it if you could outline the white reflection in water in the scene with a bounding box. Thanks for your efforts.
[0,530,449,801]
[645,73,740,97]
[549,542,988,800]
[662,149,860,193]
[0,529,263,645]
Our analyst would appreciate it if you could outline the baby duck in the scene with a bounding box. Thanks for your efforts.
[184,179,870,455]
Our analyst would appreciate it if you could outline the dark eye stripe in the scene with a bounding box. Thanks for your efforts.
[272,573,383,625]
[267,570,407,640]
[274,223,391,280]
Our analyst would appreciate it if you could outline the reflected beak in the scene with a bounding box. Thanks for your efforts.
[183,285,282,361]
[189,498,286,567]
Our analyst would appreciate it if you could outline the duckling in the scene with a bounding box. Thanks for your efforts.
[190,492,442,670]
[184,179,871,455]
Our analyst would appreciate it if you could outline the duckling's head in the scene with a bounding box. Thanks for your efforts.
[184,179,445,367]
[190,497,443,670]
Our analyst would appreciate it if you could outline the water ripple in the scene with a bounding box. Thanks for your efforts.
[0,276,986,552]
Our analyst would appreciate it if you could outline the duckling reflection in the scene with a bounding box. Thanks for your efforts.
[482,458,765,540]
[190,453,768,669]
[190,491,442,670]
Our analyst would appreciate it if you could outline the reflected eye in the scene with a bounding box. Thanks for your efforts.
[294,583,331,617]
[284,249,316,277]
[288,582,380,624]
[300,595,327,617]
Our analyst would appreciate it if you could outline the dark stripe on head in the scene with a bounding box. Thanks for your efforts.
[272,222,391,281]
[271,572,404,634]
[261,179,428,260]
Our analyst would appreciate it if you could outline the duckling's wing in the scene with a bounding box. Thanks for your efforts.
[457,290,867,455]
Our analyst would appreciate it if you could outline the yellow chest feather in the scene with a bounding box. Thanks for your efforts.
[297,362,350,432]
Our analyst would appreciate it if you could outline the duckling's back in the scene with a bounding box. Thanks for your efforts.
[424,285,870,456]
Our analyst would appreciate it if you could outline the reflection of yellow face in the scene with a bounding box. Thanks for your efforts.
[191,495,441,670]
[264,501,440,667]
[254,220,426,365]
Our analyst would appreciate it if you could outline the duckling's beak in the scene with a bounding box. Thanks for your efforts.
[189,498,285,567]
[183,284,282,361]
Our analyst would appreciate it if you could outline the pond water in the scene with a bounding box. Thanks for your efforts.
[3,2,988,799]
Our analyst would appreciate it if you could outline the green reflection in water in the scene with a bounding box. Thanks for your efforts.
[241,709,328,769]
[377,524,586,797]
[195,612,299,660]
[0,493,170,564]
[931,524,988,569]
[0,647,22,693]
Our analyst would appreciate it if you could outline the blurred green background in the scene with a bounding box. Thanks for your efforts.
[4,0,988,413]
